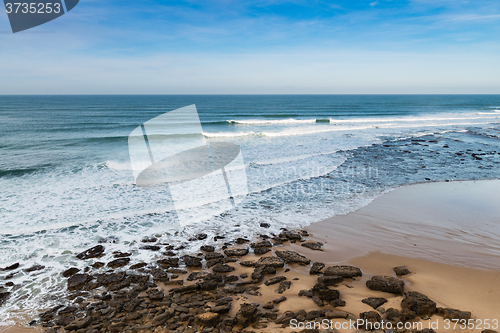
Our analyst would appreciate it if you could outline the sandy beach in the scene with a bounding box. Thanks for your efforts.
[1,180,499,333]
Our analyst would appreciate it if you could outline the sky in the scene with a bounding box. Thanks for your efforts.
[1,0,500,94]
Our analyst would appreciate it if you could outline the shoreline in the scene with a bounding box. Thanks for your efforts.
[1,179,499,332]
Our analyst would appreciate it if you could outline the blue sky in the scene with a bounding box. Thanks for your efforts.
[1,0,500,94]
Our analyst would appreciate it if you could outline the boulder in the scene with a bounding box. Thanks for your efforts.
[301,241,324,251]
[67,274,92,291]
[235,303,260,327]
[251,240,272,248]
[76,245,105,260]
[62,267,80,278]
[256,256,284,268]
[393,266,411,276]
[366,276,404,294]
[224,248,249,257]
[401,291,437,316]
[310,262,325,275]
[324,265,362,278]
[275,250,310,265]
[157,257,179,268]
[182,255,202,267]
[212,263,235,273]
[107,258,130,268]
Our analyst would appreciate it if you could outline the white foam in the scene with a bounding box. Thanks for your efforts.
[228,118,317,125]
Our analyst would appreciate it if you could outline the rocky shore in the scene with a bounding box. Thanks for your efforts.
[2,227,495,333]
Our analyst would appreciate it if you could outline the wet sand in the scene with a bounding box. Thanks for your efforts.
[2,180,499,332]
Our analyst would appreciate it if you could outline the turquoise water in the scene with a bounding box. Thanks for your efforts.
[1,95,500,322]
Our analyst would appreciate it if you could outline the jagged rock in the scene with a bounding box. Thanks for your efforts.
[318,275,343,285]
[324,265,362,278]
[67,274,92,291]
[1,263,19,271]
[65,316,92,330]
[310,262,325,275]
[196,312,219,326]
[278,280,292,294]
[212,263,235,273]
[235,303,260,327]
[182,255,202,267]
[224,248,249,257]
[393,266,411,276]
[256,256,284,268]
[96,271,126,286]
[107,258,130,268]
[366,276,404,294]
[401,291,437,316]
[201,245,215,252]
[76,245,105,260]
[362,297,388,309]
[62,267,80,278]
[275,250,310,265]
[251,240,272,248]
[359,311,382,329]
[301,241,324,251]
[264,276,287,286]
[157,257,179,268]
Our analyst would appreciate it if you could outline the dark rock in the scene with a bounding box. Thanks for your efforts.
[236,238,249,244]
[112,251,131,258]
[254,248,271,255]
[96,271,126,286]
[260,223,271,228]
[157,257,179,268]
[62,267,80,278]
[264,276,287,286]
[300,241,324,251]
[151,268,169,282]
[273,296,287,304]
[235,303,260,327]
[139,245,161,251]
[67,274,92,291]
[279,230,302,241]
[91,262,104,269]
[196,312,219,326]
[205,252,224,261]
[310,262,325,275]
[299,289,314,297]
[256,256,284,268]
[76,245,105,260]
[362,297,388,309]
[107,257,130,268]
[240,261,256,267]
[359,311,382,329]
[196,233,208,240]
[1,263,19,271]
[278,280,292,294]
[482,330,498,333]
[24,264,45,273]
[251,240,272,248]
[224,248,249,257]
[401,291,437,316]
[130,262,147,269]
[394,266,411,276]
[163,250,176,256]
[275,250,310,265]
[146,288,165,301]
[65,316,92,330]
[439,308,471,320]
[212,263,235,273]
[0,292,10,306]
[324,265,362,278]
[141,236,157,243]
[201,245,215,252]
[318,275,343,285]
[182,255,202,267]
[366,276,404,294]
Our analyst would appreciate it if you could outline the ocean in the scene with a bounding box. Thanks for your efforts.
[1,94,500,324]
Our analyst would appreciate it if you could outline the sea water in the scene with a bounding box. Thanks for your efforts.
[1,95,500,324]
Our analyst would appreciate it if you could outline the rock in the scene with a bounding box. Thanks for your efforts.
[254,248,271,255]
[318,275,343,285]
[182,255,202,267]
[139,245,161,251]
[366,276,404,294]
[310,262,325,275]
[76,245,105,260]
[224,248,249,257]
[359,311,381,329]
[212,263,235,273]
[393,266,411,276]
[130,262,147,270]
[157,257,179,268]
[151,268,169,282]
[147,288,165,301]
[279,230,302,241]
[235,303,260,327]
[256,256,284,268]
[401,291,437,316]
[439,308,471,320]
[251,240,272,248]
[324,265,362,278]
[0,292,10,306]
[299,289,314,297]
[64,316,92,330]
[275,250,311,265]
[201,245,215,252]
[91,262,104,269]
[196,312,219,326]
[112,251,131,258]
[278,280,292,294]
[107,258,130,268]
[206,252,225,260]
[67,274,92,291]
[141,236,157,243]
[301,241,324,251]
[1,263,19,271]
[482,330,498,333]
[260,223,271,228]
[24,264,45,273]
[264,276,287,286]
[273,296,287,304]
[62,267,80,277]
[362,297,388,309]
